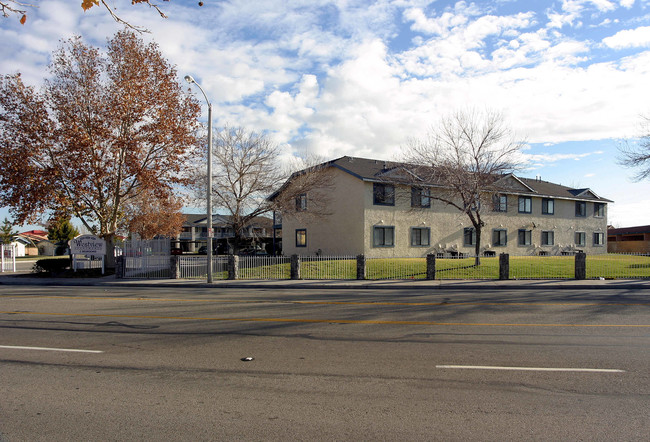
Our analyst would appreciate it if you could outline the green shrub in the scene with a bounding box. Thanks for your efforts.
[33,258,70,274]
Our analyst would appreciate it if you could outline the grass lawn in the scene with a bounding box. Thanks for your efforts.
[224,254,650,280]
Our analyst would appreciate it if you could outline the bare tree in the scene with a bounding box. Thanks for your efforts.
[403,108,524,264]
[619,114,650,181]
[189,127,334,254]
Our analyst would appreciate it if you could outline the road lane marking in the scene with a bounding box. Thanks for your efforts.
[1,310,649,328]
[436,365,625,373]
[0,345,103,353]
[1,295,649,307]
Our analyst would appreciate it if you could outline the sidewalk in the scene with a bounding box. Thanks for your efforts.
[1,273,649,290]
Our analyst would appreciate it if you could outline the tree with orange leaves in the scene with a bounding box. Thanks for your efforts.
[2,0,172,31]
[0,30,201,267]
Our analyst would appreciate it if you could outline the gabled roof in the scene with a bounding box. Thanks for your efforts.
[309,156,612,202]
[608,225,650,235]
[186,214,273,229]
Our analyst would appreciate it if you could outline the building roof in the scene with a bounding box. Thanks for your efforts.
[608,225,650,235]
[311,156,613,203]
[184,214,273,229]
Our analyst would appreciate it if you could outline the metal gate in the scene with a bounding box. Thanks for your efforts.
[1,244,16,272]
[122,238,171,279]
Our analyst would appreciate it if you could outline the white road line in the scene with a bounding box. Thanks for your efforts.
[0,345,103,354]
[436,365,624,373]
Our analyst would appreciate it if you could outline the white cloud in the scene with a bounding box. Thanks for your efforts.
[603,26,650,49]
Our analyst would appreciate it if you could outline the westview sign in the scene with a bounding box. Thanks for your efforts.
[69,235,106,256]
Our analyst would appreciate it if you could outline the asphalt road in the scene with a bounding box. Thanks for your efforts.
[1,286,648,441]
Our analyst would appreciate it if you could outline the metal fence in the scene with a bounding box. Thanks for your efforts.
[239,255,291,280]
[434,256,499,280]
[302,255,356,280]
[509,255,575,280]
[120,252,650,281]
[178,256,229,280]
[586,253,650,279]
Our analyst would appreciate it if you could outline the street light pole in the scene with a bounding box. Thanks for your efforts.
[184,75,213,283]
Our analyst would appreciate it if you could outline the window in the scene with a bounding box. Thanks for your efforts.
[542,198,554,215]
[594,232,605,246]
[411,227,430,246]
[295,229,306,247]
[373,226,394,247]
[594,203,605,217]
[518,229,532,246]
[464,228,476,246]
[493,229,507,246]
[411,187,431,208]
[575,201,586,217]
[518,196,532,213]
[575,231,586,247]
[541,231,554,246]
[373,183,395,206]
[493,194,507,212]
[295,193,307,211]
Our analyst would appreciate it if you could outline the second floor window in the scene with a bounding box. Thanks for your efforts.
[594,203,605,217]
[518,196,532,213]
[542,198,554,215]
[493,194,507,212]
[575,201,586,217]
[373,183,395,206]
[296,193,307,211]
[411,187,431,208]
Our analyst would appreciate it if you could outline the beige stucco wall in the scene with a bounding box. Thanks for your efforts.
[363,184,608,257]
[280,172,609,257]
[281,168,366,256]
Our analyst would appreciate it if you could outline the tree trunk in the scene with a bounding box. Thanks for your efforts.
[474,227,481,266]
[104,233,116,271]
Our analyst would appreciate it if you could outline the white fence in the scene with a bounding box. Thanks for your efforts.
[239,255,291,280]
[178,256,229,280]
[1,244,16,272]
[123,238,172,279]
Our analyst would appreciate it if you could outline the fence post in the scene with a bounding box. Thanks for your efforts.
[290,254,301,280]
[170,256,180,279]
[426,254,436,280]
[575,251,586,280]
[499,253,509,280]
[356,254,366,280]
[115,255,124,279]
[228,254,239,280]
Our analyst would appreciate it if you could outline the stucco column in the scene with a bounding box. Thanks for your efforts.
[356,254,366,280]
[499,253,509,280]
[228,254,239,280]
[426,254,436,280]
[290,254,301,280]
[575,251,586,280]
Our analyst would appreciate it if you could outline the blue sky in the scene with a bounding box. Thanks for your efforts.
[1,0,650,230]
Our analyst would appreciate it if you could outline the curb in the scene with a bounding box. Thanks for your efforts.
[1,276,649,291]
